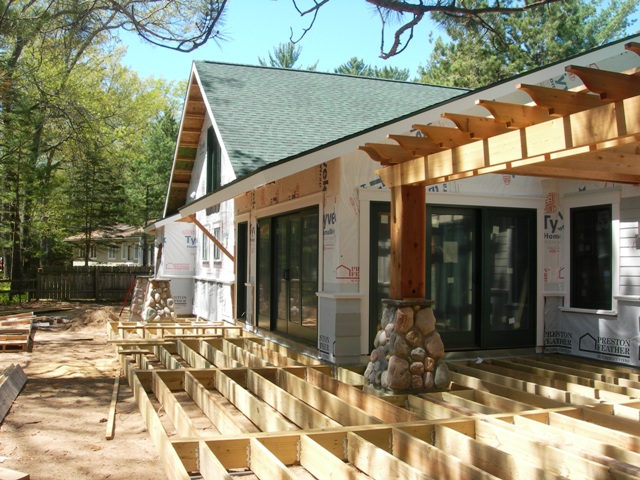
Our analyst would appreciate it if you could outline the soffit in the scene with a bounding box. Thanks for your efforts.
[165,77,206,216]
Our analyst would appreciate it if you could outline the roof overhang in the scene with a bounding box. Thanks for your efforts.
[144,213,183,234]
[362,42,640,187]
[169,36,640,219]
[164,64,207,217]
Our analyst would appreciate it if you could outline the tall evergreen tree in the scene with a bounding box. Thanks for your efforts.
[418,0,639,88]
[334,57,411,81]
[258,42,318,70]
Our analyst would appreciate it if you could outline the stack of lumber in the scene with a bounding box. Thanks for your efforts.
[112,325,640,480]
[0,313,35,353]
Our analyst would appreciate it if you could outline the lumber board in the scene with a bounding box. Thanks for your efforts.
[504,415,640,474]
[473,416,638,479]
[449,365,568,408]
[417,392,478,417]
[574,407,640,437]
[408,393,465,419]
[153,345,186,370]
[275,368,382,426]
[543,411,640,453]
[334,366,365,386]
[438,391,500,415]
[130,371,191,480]
[198,441,233,480]
[247,368,341,429]
[202,438,251,471]
[174,340,213,369]
[539,355,640,382]
[485,416,640,478]
[300,434,370,480]
[184,371,247,435]
[346,431,433,480]
[105,374,120,440]
[461,388,537,412]
[0,364,27,422]
[390,426,500,480]
[305,367,419,423]
[0,318,33,327]
[198,339,243,368]
[449,361,596,405]
[230,338,300,367]
[215,369,297,433]
[0,467,29,480]
[262,338,323,366]
[433,423,557,480]
[610,402,640,421]
[248,437,297,479]
[505,357,640,398]
[219,338,271,368]
[152,371,198,437]
[541,354,640,381]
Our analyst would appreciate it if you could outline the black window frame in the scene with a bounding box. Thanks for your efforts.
[206,126,221,193]
[570,203,612,310]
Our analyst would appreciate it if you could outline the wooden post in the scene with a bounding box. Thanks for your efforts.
[390,185,426,299]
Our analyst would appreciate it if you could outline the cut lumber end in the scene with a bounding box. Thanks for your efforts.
[0,466,30,480]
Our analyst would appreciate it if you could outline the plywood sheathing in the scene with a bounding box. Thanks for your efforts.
[112,324,640,480]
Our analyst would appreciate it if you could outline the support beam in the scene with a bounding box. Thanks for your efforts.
[185,214,235,263]
[390,185,426,299]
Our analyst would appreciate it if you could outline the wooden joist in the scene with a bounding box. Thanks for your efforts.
[115,326,640,480]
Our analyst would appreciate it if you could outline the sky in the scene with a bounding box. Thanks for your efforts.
[121,1,440,83]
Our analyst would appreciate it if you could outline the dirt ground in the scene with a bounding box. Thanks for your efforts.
[0,301,167,480]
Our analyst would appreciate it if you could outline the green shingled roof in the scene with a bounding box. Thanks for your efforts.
[194,61,467,178]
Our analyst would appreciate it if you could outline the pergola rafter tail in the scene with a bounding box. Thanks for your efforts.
[364,42,640,188]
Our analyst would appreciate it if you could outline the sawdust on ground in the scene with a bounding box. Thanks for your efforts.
[0,301,166,480]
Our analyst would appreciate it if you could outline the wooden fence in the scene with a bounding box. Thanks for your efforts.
[35,266,153,301]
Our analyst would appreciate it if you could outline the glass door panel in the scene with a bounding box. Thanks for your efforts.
[482,209,536,348]
[369,203,391,349]
[428,208,478,348]
[300,212,319,329]
[275,217,289,333]
[256,218,272,330]
[269,208,318,345]
[236,222,248,322]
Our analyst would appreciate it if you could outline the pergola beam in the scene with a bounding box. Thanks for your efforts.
[376,94,640,188]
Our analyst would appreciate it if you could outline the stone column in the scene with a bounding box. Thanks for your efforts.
[141,279,177,323]
[129,276,150,322]
[364,299,450,392]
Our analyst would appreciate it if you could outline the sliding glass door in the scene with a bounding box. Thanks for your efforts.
[370,202,536,351]
[257,207,319,345]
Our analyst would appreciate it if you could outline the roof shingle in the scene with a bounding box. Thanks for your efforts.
[194,62,467,178]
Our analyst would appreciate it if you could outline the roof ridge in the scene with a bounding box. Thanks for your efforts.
[192,59,468,91]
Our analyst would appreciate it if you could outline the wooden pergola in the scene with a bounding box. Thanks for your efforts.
[360,42,640,301]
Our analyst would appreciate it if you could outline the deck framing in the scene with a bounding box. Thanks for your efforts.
[110,321,640,480]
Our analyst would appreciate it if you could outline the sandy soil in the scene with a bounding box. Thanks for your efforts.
[0,301,166,480]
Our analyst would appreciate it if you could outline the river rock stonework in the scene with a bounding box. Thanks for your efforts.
[130,276,150,322]
[364,299,450,392]
[141,279,177,323]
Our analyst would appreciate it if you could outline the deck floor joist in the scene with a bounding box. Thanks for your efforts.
[111,323,640,480]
